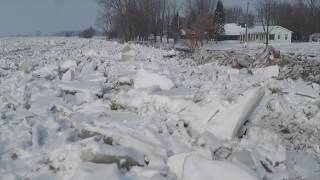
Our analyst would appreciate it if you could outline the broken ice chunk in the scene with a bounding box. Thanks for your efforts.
[80,139,146,168]
[174,155,257,180]
[293,79,319,99]
[208,87,265,140]
[252,65,280,78]
[134,69,174,90]
[70,163,124,180]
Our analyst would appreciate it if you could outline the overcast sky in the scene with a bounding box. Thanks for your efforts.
[0,0,253,36]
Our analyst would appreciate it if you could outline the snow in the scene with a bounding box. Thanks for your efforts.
[252,65,280,78]
[293,79,319,98]
[60,60,77,71]
[134,69,175,90]
[70,163,124,180]
[121,45,137,61]
[183,155,257,180]
[167,151,212,180]
[0,37,320,180]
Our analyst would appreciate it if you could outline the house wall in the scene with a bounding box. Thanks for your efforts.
[240,26,292,44]
[269,27,292,43]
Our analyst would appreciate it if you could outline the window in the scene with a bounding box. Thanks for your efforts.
[256,35,259,40]
[278,35,281,39]
[269,34,275,40]
[285,34,288,40]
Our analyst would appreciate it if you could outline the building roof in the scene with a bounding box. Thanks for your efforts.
[224,24,293,36]
[224,23,244,36]
[240,26,293,34]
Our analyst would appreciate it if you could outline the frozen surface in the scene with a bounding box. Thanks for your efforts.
[208,87,265,140]
[0,37,320,180]
[134,69,174,90]
[183,155,257,180]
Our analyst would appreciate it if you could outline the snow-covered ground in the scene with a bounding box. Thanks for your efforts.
[0,37,320,180]
[204,40,320,58]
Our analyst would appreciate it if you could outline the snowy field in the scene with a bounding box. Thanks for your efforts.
[204,40,320,58]
[0,37,320,180]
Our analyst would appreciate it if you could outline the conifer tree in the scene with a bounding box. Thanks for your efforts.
[213,0,225,40]
[170,13,180,44]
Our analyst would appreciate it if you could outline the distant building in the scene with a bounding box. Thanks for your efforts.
[309,33,320,42]
[240,26,293,43]
[221,23,243,40]
[180,24,243,41]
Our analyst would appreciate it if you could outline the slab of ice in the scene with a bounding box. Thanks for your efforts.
[60,60,77,71]
[182,155,257,180]
[293,80,319,98]
[252,65,279,78]
[167,152,213,180]
[29,91,59,117]
[208,87,265,140]
[151,88,194,99]
[134,69,174,90]
[240,127,286,165]
[121,46,136,61]
[80,61,98,75]
[84,49,98,57]
[167,153,189,180]
[80,139,146,167]
[58,81,101,94]
[70,163,124,180]
[61,69,75,81]
[32,65,57,80]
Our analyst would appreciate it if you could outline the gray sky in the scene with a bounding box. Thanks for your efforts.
[0,0,253,36]
[0,0,98,36]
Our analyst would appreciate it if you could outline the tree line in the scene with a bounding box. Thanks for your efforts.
[96,0,320,43]
[97,0,226,44]
[256,0,320,47]
[263,0,320,41]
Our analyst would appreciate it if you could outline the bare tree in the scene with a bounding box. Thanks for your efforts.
[97,0,175,42]
[257,0,276,48]
[185,0,216,20]
[225,7,243,23]
[268,0,320,41]
[191,15,214,46]
[165,0,178,42]
[169,12,181,44]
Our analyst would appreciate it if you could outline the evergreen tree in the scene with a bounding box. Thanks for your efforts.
[170,13,180,44]
[213,0,225,40]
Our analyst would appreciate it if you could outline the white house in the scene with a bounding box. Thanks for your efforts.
[222,23,244,40]
[240,26,293,43]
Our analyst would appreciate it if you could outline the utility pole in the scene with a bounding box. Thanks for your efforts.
[245,0,250,47]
